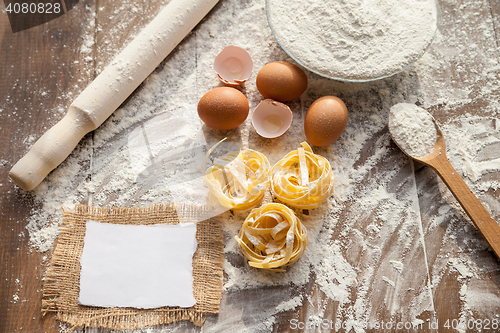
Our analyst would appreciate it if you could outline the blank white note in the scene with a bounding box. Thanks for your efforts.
[79,221,197,309]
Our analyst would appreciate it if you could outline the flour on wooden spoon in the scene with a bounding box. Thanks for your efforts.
[389,103,438,158]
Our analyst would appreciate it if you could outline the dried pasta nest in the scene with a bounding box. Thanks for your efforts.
[271,142,334,209]
[235,203,307,272]
[204,149,271,210]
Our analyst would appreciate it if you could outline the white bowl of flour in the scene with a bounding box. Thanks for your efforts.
[266,0,438,82]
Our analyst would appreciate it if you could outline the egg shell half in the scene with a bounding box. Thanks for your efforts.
[214,46,253,87]
[251,99,293,138]
[304,96,348,147]
[198,87,249,130]
[256,61,308,102]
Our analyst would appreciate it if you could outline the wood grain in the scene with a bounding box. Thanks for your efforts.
[419,139,500,259]
[0,1,94,332]
[1,0,499,332]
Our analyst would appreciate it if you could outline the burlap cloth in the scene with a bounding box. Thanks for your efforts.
[42,204,224,330]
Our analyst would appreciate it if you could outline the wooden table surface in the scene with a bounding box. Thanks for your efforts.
[1,1,499,332]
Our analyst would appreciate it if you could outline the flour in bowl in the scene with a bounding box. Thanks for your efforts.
[267,0,438,80]
[389,103,438,158]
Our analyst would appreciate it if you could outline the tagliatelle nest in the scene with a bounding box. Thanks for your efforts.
[271,142,334,209]
[204,149,271,210]
[235,203,307,271]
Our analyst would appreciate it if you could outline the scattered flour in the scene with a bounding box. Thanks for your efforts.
[4,0,500,332]
[275,295,303,312]
[267,0,437,80]
[389,103,438,158]
[11,278,22,304]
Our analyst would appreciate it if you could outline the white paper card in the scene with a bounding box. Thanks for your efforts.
[79,220,197,309]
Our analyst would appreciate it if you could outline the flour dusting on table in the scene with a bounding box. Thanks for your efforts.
[6,0,500,332]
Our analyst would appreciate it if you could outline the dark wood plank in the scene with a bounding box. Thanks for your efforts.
[0,1,176,331]
[1,0,499,332]
[418,0,500,330]
[0,1,95,332]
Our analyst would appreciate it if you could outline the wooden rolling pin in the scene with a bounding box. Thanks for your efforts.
[9,0,220,191]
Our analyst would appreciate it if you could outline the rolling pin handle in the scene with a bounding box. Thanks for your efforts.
[9,106,96,191]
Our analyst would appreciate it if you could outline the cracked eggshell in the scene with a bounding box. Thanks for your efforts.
[214,46,253,86]
[252,99,293,139]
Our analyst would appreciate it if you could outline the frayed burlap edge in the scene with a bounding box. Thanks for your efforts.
[42,203,224,331]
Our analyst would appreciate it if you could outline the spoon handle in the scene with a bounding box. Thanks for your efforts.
[426,154,500,258]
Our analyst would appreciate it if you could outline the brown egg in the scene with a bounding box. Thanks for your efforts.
[198,87,249,130]
[304,96,348,147]
[256,61,308,102]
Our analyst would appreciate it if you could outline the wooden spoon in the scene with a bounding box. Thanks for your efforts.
[389,111,500,259]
